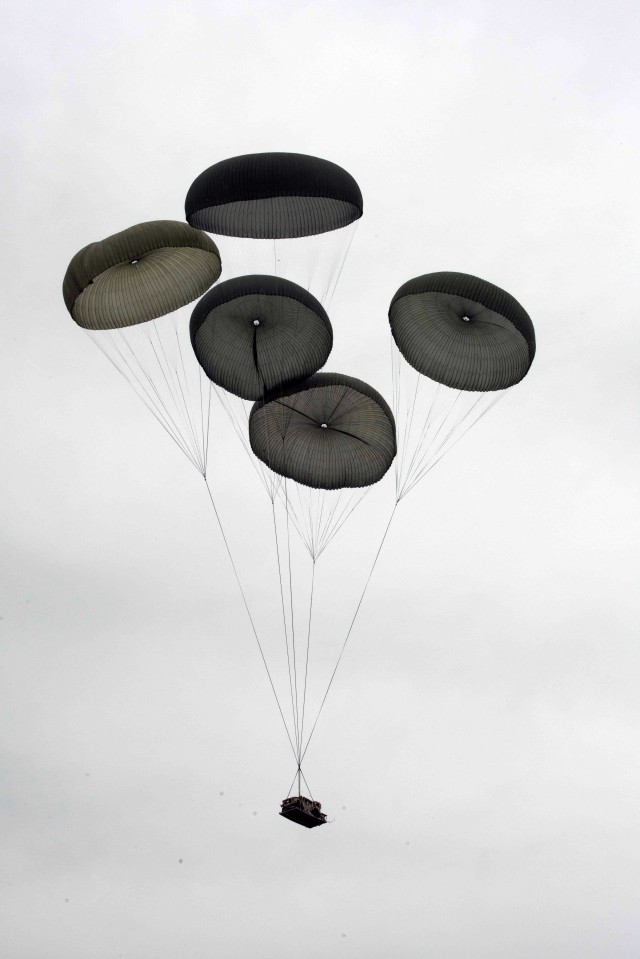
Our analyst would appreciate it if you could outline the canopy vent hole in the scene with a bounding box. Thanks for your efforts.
[253,319,261,326]
[320,423,328,429]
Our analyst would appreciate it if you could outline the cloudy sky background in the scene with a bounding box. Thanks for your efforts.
[2,0,639,956]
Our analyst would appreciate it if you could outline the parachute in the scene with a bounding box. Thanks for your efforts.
[243,372,396,788]
[185,152,363,305]
[63,220,220,331]
[389,271,535,499]
[190,275,333,400]
[185,152,363,239]
[389,271,535,391]
[250,373,396,490]
[63,220,221,474]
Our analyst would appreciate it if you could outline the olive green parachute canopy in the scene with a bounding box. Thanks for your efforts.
[389,272,536,392]
[249,373,396,490]
[190,275,333,401]
[185,153,363,239]
[63,220,221,330]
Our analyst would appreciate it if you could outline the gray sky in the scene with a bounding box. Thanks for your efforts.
[2,0,639,956]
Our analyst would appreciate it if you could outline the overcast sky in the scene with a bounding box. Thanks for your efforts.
[2,1,639,956]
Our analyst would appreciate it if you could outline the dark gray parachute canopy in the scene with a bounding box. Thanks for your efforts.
[389,272,536,391]
[185,153,363,239]
[249,372,396,490]
[190,275,333,401]
[63,221,221,330]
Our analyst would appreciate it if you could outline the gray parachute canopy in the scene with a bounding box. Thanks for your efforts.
[190,275,333,401]
[389,272,535,391]
[249,372,396,490]
[185,153,363,239]
[63,220,221,330]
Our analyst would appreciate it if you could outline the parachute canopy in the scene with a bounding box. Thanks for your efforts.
[185,153,363,239]
[389,271,535,391]
[63,220,221,330]
[190,275,333,400]
[249,372,396,490]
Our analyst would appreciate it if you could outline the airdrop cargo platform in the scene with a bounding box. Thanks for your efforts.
[280,796,327,828]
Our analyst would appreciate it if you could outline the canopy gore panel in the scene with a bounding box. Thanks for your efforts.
[280,796,328,828]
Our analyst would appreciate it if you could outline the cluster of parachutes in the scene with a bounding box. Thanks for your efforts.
[63,152,535,789]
